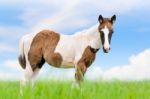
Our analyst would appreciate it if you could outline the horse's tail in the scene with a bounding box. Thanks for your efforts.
[18,37,26,69]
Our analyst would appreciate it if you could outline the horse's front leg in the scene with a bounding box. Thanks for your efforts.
[75,62,87,86]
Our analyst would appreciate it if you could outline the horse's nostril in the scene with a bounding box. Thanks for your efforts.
[105,48,109,51]
[103,47,110,53]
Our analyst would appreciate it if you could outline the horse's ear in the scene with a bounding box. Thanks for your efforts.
[98,15,103,24]
[111,15,116,24]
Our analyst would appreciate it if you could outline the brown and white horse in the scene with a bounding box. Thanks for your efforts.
[18,15,116,86]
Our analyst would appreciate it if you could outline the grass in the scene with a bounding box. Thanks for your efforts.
[0,80,150,99]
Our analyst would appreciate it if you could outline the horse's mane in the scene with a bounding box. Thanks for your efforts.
[73,23,99,36]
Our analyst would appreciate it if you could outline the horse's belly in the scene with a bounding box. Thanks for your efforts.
[60,54,75,68]
[60,61,74,68]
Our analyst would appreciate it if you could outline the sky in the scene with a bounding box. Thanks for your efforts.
[0,0,150,80]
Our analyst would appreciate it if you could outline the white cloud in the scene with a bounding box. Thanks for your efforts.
[0,43,16,53]
[102,49,150,80]
[1,0,150,36]
[85,66,104,80]
[13,0,150,33]
[84,49,150,81]
[0,59,23,80]
[19,0,89,33]
[3,59,22,70]
[0,71,22,80]
[48,68,75,81]
[0,26,26,39]
[0,26,27,53]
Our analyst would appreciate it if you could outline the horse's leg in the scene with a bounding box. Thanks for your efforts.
[30,68,40,87]
[25,60,45,87]
[20,57,45,95]
[75,62,87,86]
[21,61,37,88]
[20,60,33,95]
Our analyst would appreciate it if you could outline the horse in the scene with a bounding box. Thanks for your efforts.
[18,15,116,86]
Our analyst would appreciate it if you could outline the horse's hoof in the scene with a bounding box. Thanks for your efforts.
[71,82,80,89]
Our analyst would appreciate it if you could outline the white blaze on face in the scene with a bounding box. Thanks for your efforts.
[101,26,110,50]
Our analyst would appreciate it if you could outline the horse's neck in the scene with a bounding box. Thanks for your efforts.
[75,23,102,49]
[87,24,102,49]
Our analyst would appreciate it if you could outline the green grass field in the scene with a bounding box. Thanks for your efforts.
[0,80,150,99]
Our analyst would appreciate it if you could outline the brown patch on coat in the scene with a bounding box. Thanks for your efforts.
[77,46,99,68]
[28,30,62,71]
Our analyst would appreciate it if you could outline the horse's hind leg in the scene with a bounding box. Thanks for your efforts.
[23,60,45,86]
[24,66,40,87]
[20,61,33,95]
[20,63,36,88]
[20,66,43,95]
[20,57,45,95]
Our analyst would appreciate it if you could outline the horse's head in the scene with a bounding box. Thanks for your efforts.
[98,15,116,53]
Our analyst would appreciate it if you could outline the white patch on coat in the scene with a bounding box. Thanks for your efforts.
[54,23,102,68]
[101,26,110,49]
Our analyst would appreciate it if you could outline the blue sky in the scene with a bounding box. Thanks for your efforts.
[0,0,150,80]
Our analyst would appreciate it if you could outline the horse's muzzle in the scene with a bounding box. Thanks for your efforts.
[103,47,110,53]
